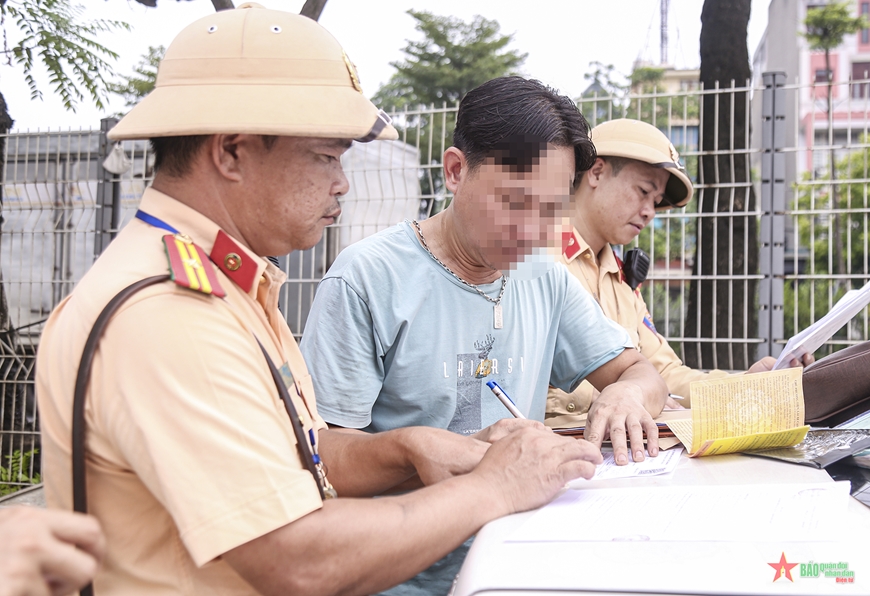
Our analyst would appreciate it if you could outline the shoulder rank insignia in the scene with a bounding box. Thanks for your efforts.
[613,251,627,285]
[163,234,226,298]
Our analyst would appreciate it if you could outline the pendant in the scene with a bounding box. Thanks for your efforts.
[475,359,493,378]
[494,303,503,329]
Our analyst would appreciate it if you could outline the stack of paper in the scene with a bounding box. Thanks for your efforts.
[667,367,810,457]
[507,482,850,543]
[774,280,870,369]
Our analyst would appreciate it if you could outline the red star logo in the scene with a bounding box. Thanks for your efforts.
[768,552,799,582]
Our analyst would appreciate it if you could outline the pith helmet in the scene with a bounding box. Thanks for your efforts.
[591,119,693,209]
[108,3,397,142]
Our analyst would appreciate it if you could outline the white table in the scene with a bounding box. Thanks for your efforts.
[453,453,870,596]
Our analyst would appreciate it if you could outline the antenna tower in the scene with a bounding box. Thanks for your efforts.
[661,0,669,65]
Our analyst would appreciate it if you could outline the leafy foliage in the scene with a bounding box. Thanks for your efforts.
[0,449,40,496]
[371,10,526,215]
[576,61,627,125]
[803,1,867,54]
[0,0,130,111]
[372,10,526,111]
[787,140,870,348]
[107,45,164,110]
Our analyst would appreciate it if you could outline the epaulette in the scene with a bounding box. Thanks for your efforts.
[162,234,226,298]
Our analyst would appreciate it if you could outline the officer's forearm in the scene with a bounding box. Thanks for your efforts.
[317,428,417,497]
[223,473,501,596]
[319,426,489,498]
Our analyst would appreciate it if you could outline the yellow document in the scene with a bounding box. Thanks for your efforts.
[668,367,810,457]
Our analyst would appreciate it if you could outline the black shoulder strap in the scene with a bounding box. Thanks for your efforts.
[254,337,325,500]
[71,275,324,595]
[72,275,170,516]
[71,275,169,596]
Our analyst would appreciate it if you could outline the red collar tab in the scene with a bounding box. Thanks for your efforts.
[613,251,627,284]
[163,234,226,298]
[563,230,581,261]
[210,230,259,293]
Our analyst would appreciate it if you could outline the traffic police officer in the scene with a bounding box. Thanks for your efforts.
[547,118,807,427]
[36,5,602,594]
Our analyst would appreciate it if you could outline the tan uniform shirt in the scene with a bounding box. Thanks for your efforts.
[36,188,327,594]
[545,228,729,428]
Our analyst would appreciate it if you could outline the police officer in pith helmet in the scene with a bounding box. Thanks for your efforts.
[36,5,600,593]
[546,118,810,426]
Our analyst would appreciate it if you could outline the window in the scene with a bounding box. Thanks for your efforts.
[852,62,870,98]
[815,68,830,84]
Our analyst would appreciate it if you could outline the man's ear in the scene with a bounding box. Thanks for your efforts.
[209,134,253,183]
[443,147,468,192]
[585,157,607,189]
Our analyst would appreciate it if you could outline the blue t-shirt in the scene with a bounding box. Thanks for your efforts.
[301,221,633,596]
[301,221,633,433]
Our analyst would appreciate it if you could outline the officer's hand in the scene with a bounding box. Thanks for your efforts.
[472,427,602,514]
[472,418,549,443]
[584,382,658,465]
[747,356,776,373]
[0,506,105,596]
[404,427,490,486]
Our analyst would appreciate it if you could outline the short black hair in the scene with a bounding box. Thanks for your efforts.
[602,156,633,176]
[452,76,596,185]
[150,134,279,177]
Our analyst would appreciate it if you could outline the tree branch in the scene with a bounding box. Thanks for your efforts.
[300,0,328,21]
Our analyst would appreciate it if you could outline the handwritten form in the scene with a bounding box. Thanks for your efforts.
[507,481,850,543]
[668,367,810,457]
[581,447,683,481]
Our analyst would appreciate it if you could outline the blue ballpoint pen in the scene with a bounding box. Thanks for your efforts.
[486,380,526,419]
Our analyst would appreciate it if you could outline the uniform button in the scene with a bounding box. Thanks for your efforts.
[583,253,591,259]
[224,252,242,271]
[259,275,267,285]
[566,402,576,413]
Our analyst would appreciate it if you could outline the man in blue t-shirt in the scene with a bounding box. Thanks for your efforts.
[301,77,669,595]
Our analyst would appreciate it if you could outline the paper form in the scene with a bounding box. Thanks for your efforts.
[577,447,683,481]
[667,367,810,457]
[774,280,870,369]
[507,482,850,543]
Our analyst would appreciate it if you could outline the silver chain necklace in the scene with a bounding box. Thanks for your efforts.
[412,220,505,329]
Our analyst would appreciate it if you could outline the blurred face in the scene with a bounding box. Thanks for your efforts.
[580,157,669,248]
[241,136,350,255]
[453,144,576,271]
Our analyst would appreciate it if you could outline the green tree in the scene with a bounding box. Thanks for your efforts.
[372,10,526,215]
[1,0,130,112]
[0,0,129,349]
[107,45,165,111]
[372,10,526,110]
[576,61,626,126]
[803,1,867,280]
[787,137,870,353]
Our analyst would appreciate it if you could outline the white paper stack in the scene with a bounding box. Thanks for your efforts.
[774,280,870,370]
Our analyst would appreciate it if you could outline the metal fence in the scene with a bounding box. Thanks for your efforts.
[3,73,870,491]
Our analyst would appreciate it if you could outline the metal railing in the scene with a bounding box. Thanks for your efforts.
[4,74,870,491]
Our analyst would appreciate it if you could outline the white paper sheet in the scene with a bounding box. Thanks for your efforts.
[508,481,850,543]
[774,281,870,369]
[571,447,683,482]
